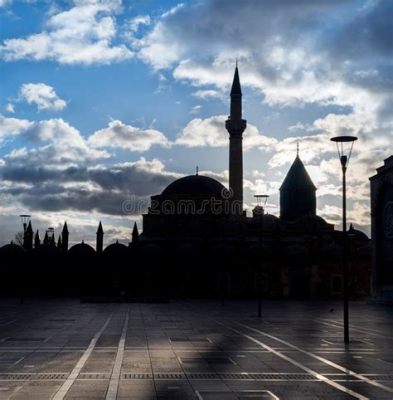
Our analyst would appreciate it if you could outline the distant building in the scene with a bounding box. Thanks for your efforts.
[0,67,371,300]
[370,156,393,303]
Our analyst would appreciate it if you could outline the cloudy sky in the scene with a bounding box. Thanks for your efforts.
[0,0,392,246]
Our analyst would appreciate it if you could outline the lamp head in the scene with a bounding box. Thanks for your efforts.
[19,214,31,232]
[254,194,269,207]
[331,136,357,168]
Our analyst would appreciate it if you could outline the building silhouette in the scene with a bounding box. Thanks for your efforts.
[280,150,316,221]
[0,67,371,300]
[370,156,393,303]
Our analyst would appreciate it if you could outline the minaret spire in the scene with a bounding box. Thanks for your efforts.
[62,221,69,252]
[96,221,104,254]
[225,63,247,215]
[34,230,41,248]
[132,222,139,243]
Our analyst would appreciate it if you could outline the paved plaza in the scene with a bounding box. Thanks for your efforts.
[0,300,392,399]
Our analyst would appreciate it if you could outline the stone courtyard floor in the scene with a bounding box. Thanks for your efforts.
[0,299,392,399]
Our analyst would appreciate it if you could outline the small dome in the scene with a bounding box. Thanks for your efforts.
[0,243,24,254]
[103,242,128,255]
[33,243,60,254]
[348,224,369,241]
[293,214,329,228]
[68,242,96,255]
[263,213,280,227]
[161,175,226,199]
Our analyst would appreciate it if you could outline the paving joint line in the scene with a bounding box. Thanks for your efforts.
[52,313,113,400]
[105,309,129,400]
[233,319,393,395]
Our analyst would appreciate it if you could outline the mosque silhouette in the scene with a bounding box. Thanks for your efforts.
[0,67,371,300]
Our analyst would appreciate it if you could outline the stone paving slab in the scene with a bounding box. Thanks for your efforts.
[0,300,392,399]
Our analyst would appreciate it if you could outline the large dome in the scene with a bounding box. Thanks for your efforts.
[162,175,226,199]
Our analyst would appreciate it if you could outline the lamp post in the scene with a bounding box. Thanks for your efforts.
[18,215,30,305]
[330,135,357,344]
[254,194,269,318]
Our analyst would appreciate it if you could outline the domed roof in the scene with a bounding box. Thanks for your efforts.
[263,213,280,227]
[161,175,226,198]
[0,243,24,254]
[103,241,128,255]
[68,242,96,255]
[348,224,369,241]
[33,243,60,254]
[292,214,329,228]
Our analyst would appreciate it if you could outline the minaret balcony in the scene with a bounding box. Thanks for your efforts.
[226,119,247,136]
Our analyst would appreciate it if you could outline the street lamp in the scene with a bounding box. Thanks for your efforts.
[18,214,30,305]
[19,214,31,233]
[330,135,357,344]
[254,195,269,318]
[46,227,55,244]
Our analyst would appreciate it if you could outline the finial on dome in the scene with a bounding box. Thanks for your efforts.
[196,165,199,176]
[296,141,299,157]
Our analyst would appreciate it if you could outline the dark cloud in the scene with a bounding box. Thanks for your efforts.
[14,188,147,216]
[163,0,352,49]
[0,159,180,215]
[328,1,393,60]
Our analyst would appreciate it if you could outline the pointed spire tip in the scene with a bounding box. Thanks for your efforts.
[230,63,242,96]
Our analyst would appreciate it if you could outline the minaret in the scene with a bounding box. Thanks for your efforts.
[23,221,33,251]
[225,64,247,215]
[132,222,139,243]
[96,221,104,253]
[34,230,41,248]
[62,222,69,252]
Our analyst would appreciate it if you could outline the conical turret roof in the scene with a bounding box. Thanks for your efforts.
[280,155,316,191]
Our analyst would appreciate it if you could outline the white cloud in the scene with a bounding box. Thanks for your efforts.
[0,0,133,65]
[0,114,33,141]
[132,6,186,70]
[5,103,15,113]
[9,118,109,165]
[20,83,67,111]
[192,89,222,100]
[176,115,277,151]
[88,119,170,152]
[128,15,151,33]
[189,105,201,114]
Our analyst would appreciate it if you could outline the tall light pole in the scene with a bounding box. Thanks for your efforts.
[254,194,269,318]
[330,135,357,344]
